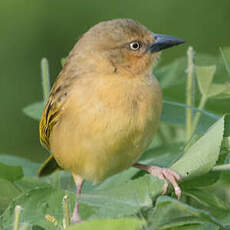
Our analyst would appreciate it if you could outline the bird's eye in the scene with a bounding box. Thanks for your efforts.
[129,41,141,51]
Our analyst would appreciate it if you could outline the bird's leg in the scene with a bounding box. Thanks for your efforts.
[71,174,84,224]
[133,163,182,199]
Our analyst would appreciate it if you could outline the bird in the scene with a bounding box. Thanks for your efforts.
[38,18,185,223]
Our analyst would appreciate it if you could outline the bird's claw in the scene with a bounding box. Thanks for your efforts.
[147,166,182,199]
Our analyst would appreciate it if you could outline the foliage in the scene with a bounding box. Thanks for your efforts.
[1,47,230,229]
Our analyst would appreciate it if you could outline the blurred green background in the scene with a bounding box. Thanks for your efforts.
[1,0,230,162]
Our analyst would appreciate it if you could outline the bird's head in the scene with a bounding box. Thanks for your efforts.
[74,19,185,77]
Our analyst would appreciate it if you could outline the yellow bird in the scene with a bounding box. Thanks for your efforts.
[38,18,185,223]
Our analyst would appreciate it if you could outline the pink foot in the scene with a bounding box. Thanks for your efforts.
[134,163,182,199]
[148,166,181,199]
[71,210,82,224]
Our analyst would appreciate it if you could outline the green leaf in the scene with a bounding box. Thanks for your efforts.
[0,162,23,182]
[171,117,224,179]
[181,171,220,188]
[22,101,43,120]
[79,175,164,218]
[67,218,145,230]
[0,179,21,214]
[196,65,216,97]
[147,196,224,230]
[184,188,230,215]
[207,83,227,98]
[212,83,230,99]
[0,155,40,177]
[15,177,51,193]
[1,187,97,230]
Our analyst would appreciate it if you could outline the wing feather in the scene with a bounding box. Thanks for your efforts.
[39,72,70,150]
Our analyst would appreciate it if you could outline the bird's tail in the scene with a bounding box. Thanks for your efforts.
[38,155,61,177]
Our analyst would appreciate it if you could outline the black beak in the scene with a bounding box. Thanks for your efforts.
[150,33,185,53]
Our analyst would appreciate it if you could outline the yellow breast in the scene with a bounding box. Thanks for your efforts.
[49,73,162,183]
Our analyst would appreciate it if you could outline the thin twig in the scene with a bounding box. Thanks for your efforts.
[186,46,195,141]
[41,57,51,103]
[63,195,71,229]
[13,205,22,230]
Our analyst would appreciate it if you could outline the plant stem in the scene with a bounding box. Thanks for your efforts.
[186,46,195,141]
[219,47,230,76]
[13,205,22,230]
[63,195,71,229]
[192,95,207,135]
[41,57,51,103]
[212,164,230,171]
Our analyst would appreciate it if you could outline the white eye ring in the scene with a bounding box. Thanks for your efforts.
[129,41,141,50]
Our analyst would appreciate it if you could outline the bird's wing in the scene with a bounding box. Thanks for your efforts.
[39,72,70,150]
[40,99,60,149]
[39,74,70,177]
